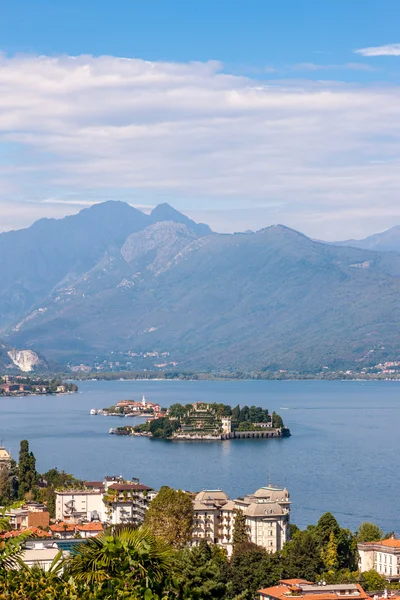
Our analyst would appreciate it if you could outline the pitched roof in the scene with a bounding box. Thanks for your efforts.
[49,522,75,532]
[2,527,50,539]
[361,538,400,548]
[379,538,400,548]
[77,522,103,532]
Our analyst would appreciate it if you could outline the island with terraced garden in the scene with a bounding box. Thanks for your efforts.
[108,401,291,440]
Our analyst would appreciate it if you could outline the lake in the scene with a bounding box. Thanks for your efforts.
[0,379,399,533]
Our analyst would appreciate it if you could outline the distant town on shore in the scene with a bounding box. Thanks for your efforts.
[0,375,78,396]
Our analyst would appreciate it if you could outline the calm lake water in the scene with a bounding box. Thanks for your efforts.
[0,379,399,533]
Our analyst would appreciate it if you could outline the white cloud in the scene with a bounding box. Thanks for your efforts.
[0,53,400,239]
[355,43,400,56]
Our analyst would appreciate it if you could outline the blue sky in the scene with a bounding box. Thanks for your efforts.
[1,1,400,238]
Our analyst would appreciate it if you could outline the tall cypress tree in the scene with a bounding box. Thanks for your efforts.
[18,440,37,499]
[232,509,250,552]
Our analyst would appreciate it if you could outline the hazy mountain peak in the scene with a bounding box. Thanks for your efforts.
[257,223,310,240]
[332,225,400,253]
[150,202,212,236]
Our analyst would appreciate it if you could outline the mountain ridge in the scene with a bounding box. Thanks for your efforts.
[1,202,400,372]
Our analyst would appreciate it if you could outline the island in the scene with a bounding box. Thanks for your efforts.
[106,401,291,440]
[0,375,78,396]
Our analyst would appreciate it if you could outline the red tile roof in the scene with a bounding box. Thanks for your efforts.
[258,583,369,600]
[77,522,103,532]
[50,522,75,533]
[378,538,400,548]
[2,527,50,539]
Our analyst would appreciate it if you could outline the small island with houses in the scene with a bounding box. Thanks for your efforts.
[93,397,291,440]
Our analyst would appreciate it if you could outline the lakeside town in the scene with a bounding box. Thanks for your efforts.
[0,375,78,396]
[91,396,291,440]
[1,441,399,599]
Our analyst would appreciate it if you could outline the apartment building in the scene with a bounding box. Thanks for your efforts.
[358,538,400,580]
[192,484,290,556]
[5,502,50,530]
[55,477,154,525]
[103,482,155,525]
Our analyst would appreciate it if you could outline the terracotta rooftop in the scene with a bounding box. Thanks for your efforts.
[258,583,369,600]
[2,527,50,539]
[361,538,400,548]
[77,522,103,532]
[50,522,76,532]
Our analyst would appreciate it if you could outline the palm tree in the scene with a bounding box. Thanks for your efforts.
[65,525,175,598]
[0,533,26,570]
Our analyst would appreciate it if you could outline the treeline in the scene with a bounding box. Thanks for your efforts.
[0,440,83,517]
[1,483,396,599]
[68,369,400,381]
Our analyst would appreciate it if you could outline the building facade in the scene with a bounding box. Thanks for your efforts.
[358,538,400,580]
[192,484,290,556]
[55,477,154,526]
[5,502,50,530]
[0,447,12,470]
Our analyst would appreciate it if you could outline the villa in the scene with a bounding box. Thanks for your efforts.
[358,538,400,581]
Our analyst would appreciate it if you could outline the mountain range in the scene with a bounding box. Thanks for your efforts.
[1,201,400,372]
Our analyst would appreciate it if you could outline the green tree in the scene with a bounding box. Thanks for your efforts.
[232,405,241,420]
[357,522,383,542]
[145,486,194,549]
[0,460,18,505]
[315,513,341,546]
[227,542,282,599]
[280,529,324,581]
[232,509,250,553]
[360,570,387,591]
[66,525,175,598]
[174,540,227,599]
[169,403,187,418]
[18,440,38,500]
[321,531,339,573]
[0,529,28,570]
[238,406,250,423]
[337,528,358,572]
[0,566,79,600]
[272,412,284,429]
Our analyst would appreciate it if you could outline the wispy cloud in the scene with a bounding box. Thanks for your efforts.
[291,62,375,72]
[0,53,400,239]
[355,43,400,56]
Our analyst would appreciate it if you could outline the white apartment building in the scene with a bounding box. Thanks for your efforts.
[103,482,155,525]
[55,477,154,525]
[192,484,290,556]
[358,539,400,581]
[56,489,104,522]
